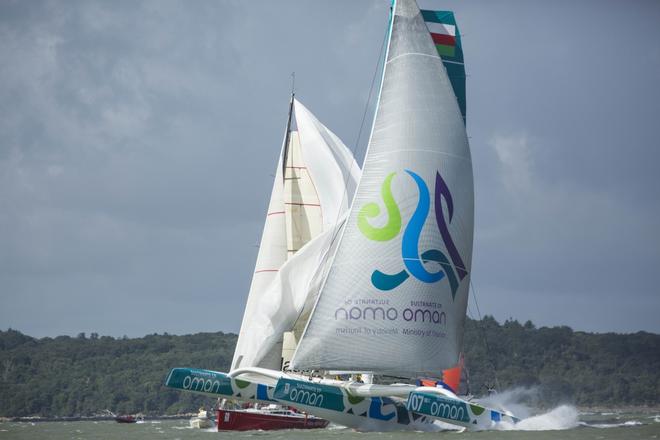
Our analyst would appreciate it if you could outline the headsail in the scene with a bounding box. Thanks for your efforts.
[291,0,473,377]
[232,100,290,370]
[231,98,360,371]
[294,100,360,230]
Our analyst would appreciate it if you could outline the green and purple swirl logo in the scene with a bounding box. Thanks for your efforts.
[358,170,468,298]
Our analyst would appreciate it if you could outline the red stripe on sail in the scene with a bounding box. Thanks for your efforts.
[431,33,455,46]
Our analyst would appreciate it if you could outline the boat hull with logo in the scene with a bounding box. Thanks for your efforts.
[216,407,329,431]
[272,376,518,431]
[273,377,444,431]
[406,389,520,429]
[165,367,517,431]
[164,367,277,404]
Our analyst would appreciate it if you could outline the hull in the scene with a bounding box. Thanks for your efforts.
[165,368,277,404]
[165,367,519,431]
[407,390,520,429]
[273,377,443,432]
[216,408,329,431]
[274,377,518,431]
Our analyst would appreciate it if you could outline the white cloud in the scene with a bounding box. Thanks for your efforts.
[491,132,533,194]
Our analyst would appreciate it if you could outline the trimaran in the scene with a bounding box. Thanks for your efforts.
[165,0,520,431]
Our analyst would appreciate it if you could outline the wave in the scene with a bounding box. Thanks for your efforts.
[498,405,580,431]
[581,420,643,429]
[474,387,579,431]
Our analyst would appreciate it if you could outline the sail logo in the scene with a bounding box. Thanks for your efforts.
[357,170,468,298]
[182,375,223,394]
[274,379,346,411]
[288,388,325,407]
[165,368,234,396]
[407,392,470,423]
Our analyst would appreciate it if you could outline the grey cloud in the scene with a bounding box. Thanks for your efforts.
[1,0,658,337]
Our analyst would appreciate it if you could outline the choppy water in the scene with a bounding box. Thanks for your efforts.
[1,409,659,440]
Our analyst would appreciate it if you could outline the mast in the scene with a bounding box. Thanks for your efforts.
[231,75,297,371]
[281,73,295,183]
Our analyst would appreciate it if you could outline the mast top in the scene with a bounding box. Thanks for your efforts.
[282,72,296,183]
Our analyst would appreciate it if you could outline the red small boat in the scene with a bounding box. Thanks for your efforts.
[216,404,329,431]
[114,414,144,423]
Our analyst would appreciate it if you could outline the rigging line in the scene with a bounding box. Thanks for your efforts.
[287,16,391,338]
[326,12,390,248]
[351,26,389,167]
[469,279,501,391]
[466,302,475,320]
[470,279,483,321]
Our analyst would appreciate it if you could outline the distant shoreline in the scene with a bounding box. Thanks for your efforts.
[0,414,194,423]
[3,406,659,423]
[2,323,657,418]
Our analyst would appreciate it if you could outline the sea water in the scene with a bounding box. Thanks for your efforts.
[1,409,659,440]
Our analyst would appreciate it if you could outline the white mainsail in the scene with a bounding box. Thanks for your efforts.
[231,98,360,371]
[291,0,474,377]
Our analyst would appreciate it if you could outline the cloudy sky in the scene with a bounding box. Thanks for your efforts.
[1,0,659,338]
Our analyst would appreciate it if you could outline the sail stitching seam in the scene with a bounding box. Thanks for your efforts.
[387,52,440,64]
[368,149,471,162]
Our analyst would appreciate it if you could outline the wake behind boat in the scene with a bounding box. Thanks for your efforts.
[166,0,520,432]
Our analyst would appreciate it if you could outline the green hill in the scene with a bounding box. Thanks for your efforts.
[0,317,658,417]
[463,317,659,405]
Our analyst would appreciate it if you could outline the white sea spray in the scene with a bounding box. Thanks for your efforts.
[475,387,579,431]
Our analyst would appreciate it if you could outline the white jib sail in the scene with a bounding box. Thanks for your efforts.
[231,99,360,371]
[294,99,361,231]
[232,147,288,371]
[291,0,474,377]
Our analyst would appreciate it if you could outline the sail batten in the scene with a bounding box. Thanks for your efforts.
[291,0,473,377]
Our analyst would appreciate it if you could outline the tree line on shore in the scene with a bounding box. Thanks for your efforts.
[0,317,658,417]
